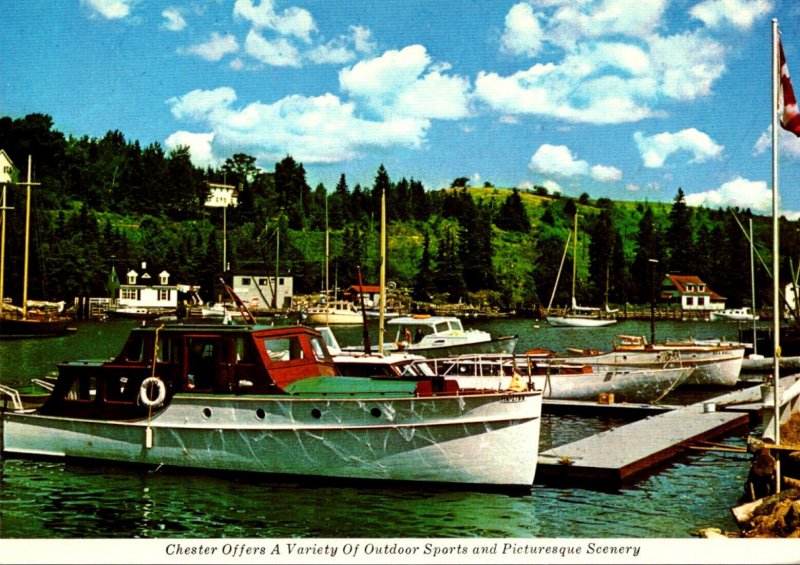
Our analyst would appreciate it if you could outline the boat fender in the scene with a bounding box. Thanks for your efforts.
[139,377,167,409]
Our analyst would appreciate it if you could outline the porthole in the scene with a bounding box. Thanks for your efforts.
[370,407,382,418]
[202,407,212,419]
[255,408,266,420]
[311,408,322,419]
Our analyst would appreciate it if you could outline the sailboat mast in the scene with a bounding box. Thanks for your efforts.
[571,213,578,309]
[0,186,7,309]
[22,156,34,319]
[378,184,386,351]
[771,18,782,490]
[750,218,757,356]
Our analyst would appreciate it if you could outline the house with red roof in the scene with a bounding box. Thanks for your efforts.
[660,274,725,312]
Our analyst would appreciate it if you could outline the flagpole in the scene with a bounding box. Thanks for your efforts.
[771,18,782,493]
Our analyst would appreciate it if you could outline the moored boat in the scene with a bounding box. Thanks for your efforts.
[352,315,517,358]
[710,307,759,322]
[304,300,364,325]
[420,354,691,403]
[0,322,542,489]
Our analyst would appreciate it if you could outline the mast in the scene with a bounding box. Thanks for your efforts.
[750,218,758,356]
[378,184,386,351]
[771,18,782,491]
[571,213,578,309]
[0,186,9,310]
[21,156,39,319]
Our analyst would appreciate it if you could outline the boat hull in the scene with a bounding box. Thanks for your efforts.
[2,390,542,487]
[0,316,74,338]
[546,316,617,328]
[538,366,692,403]
[388,336,518,359]
[583,347,744,387]
[305,312,363,325]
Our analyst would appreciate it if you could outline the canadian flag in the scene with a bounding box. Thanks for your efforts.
[779,40,800,136]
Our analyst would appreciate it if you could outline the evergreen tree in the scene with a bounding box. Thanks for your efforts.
[666,188,694,273]
[412,230,436,301]
[632,208,666,304]
[495,188,530,232]
[433,223,466,301]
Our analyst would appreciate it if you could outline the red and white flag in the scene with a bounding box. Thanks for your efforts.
[779,40,800,136]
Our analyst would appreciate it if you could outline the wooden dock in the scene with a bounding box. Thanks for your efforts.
[537,375,800,489]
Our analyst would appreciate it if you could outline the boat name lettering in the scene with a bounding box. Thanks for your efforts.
[500,394,526,403]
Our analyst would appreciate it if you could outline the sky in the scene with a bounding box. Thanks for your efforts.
[5,0,800,217]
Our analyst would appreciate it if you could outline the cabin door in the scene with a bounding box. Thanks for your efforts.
[183,336,233,392]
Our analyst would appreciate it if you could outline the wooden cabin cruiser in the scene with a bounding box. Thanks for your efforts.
[343,315,517,359]
[0,323,542,489]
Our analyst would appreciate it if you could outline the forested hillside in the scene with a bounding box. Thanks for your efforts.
[1,113,797,312]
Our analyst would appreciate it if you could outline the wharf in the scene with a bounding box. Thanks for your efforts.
[537,375,800,489]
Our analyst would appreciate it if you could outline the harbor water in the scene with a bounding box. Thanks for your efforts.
[0,318,764,538]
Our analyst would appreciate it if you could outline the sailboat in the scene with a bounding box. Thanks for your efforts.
[0,154,74,338]
[546,214,617,328]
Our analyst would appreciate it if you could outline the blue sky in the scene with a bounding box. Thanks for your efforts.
[5,0,800,216]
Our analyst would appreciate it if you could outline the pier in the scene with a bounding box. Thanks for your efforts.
[537,375,800,489]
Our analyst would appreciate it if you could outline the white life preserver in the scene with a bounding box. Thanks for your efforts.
[139,377,167,408]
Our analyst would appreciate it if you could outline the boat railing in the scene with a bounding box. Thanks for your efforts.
[0,384,23,411]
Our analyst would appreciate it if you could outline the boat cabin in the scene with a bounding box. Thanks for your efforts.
[387,316,465,344]
[37,324,337,420]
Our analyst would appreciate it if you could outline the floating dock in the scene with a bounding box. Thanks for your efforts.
[537,375,800,489]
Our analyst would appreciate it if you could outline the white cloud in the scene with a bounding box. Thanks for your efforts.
[754,126,800,158]
[307,26,376,64]
[167,87,238,121]
[501,3,544,56]
[162,7,186,31]
[81,0,132,19]
[684,177,772,212]
[542,179,563,194]
[244,30,301,67]
[164,131,216,167]
[591,164,622,183]
[477,3,726,125]
[529,144,589,176]
[166,87,431,164]
[186,32,239,62]
[233,0,316,42]
[690,0,772,30]
[340,45,471,120]
[634,128,724,168]
[350,26,376,54]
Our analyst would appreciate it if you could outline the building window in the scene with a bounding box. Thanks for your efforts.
[686,296,694,306]
[279,278,284,285]
[259,278,268,285]
[158,289,170,301]
[121,288,137,300]
[241,278,251,286]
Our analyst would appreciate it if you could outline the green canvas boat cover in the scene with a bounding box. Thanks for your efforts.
[283,376,418,397]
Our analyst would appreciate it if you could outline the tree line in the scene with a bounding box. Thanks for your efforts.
[1,113,798,313]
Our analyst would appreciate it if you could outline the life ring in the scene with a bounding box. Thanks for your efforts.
[139,377,167,408]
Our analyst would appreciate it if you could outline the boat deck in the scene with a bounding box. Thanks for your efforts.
[537,375,800,488]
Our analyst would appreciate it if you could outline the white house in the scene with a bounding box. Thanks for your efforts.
[231,274,293,311]
[117,262,178,310]
[661,274,725,311]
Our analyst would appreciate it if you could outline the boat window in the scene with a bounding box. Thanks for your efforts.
[65,375,97,402]
[264,336,304,362]
[449,320,463,332]
[435,322,449,333]
[235,337,257,363]
[123,335,145,362]
[309,335,330,361]
[156,336,173,362]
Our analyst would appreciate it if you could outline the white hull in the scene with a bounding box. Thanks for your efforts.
[709,308,759,322]
[305,312,363,325]
[3,391,542,487]
[537,366,692,403]
[569,347,744,386]
[546,316,617,328]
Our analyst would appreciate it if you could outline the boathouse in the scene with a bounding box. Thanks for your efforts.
[229,274,294,311]
[660,274,725,312]
[342,284,381,306]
